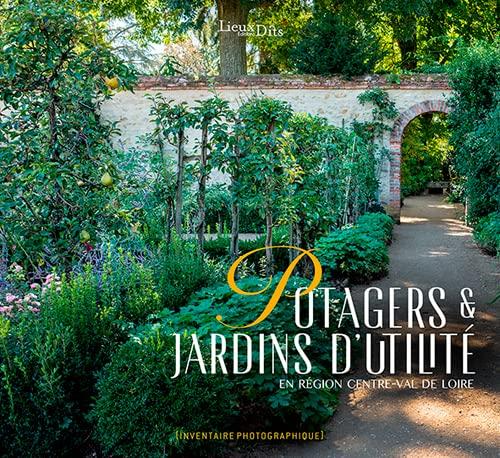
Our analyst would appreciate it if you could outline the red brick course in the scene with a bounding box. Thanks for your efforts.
[135,74,450,91]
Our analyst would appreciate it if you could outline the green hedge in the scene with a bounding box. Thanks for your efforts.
[473,212,499,256]
[153,241,214,311]
[315,212,394,282]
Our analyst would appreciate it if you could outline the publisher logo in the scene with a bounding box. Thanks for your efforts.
[219,20,284,37]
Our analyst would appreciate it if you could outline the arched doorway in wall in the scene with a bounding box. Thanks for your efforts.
[388,100,451,222]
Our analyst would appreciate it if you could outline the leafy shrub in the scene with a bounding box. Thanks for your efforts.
[0,0,136,269]
[0,269,118,457]
[203,236,233,258]
[42,268,119,361]
[183,184,266,234]
[473,212,499,256]
[92,331,236,457]
[154,240,213,311]
[0,317,81,456]
[448,40,500,222]
[99,251,162,323]
[157,275,352,430]
[356,213,394,244]
[315,212,394,282]
[316,228,388,282]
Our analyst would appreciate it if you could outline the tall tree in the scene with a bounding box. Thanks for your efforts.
[316,0,497,71]
[99,0,281,77]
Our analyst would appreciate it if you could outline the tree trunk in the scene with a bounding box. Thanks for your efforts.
[218,213,223,235]
[196,126,209,251]
[166,198,173,247]
[397,36,418,70]
[174,130,185,235]
[229,144,241,261]
[159,138,172,243]
[265,207,273,276]
[217,0,249,77]
[230,198,239,261]
[391,16,418,70]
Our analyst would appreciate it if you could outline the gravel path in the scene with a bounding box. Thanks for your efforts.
[258,195,500,458]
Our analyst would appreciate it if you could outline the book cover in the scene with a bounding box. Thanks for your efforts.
[0,1,498,456]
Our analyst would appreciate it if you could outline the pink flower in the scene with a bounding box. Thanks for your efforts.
[10,263,22,273]
[5,293,17,303]
[0,306,13,315]
[30,283,40,290]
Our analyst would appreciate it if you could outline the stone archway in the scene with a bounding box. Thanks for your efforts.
[388,100,451,222]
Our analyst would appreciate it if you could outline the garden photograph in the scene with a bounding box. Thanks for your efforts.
[0,0,498,457]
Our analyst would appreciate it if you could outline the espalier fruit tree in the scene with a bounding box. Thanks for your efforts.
[0,0,136,269]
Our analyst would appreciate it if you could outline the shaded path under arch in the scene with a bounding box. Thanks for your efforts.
[387,100,451,222]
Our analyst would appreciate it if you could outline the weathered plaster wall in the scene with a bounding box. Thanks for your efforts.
[100,75,451,219]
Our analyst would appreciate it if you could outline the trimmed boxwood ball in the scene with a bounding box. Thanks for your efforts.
[91,332,236,457]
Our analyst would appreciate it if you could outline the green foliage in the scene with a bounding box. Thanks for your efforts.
[400,113,452,197]
[0,317,80,456]
[353,88,398,208]
[357,89,399,124]
[473,212,499,256]
[325,126,381,226]
[154,240,213,311]
[236,96,294,217]
[0,268,117,456]
[99,0,208,39]
[290,10,382,76]
[356,212,394,244]
[0,235,216,455]
[156,275,352,429]
[184,184,265,234]
[203,226,290,271]
[99,250,162,323]
[448,40,500,223]
[91,331,235,457]
[336,0,497,71]
[0,0,136,269]
[282,114,334,248]
[248,0,312,73]
[315,213,394,282]
[150,94,384,263]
